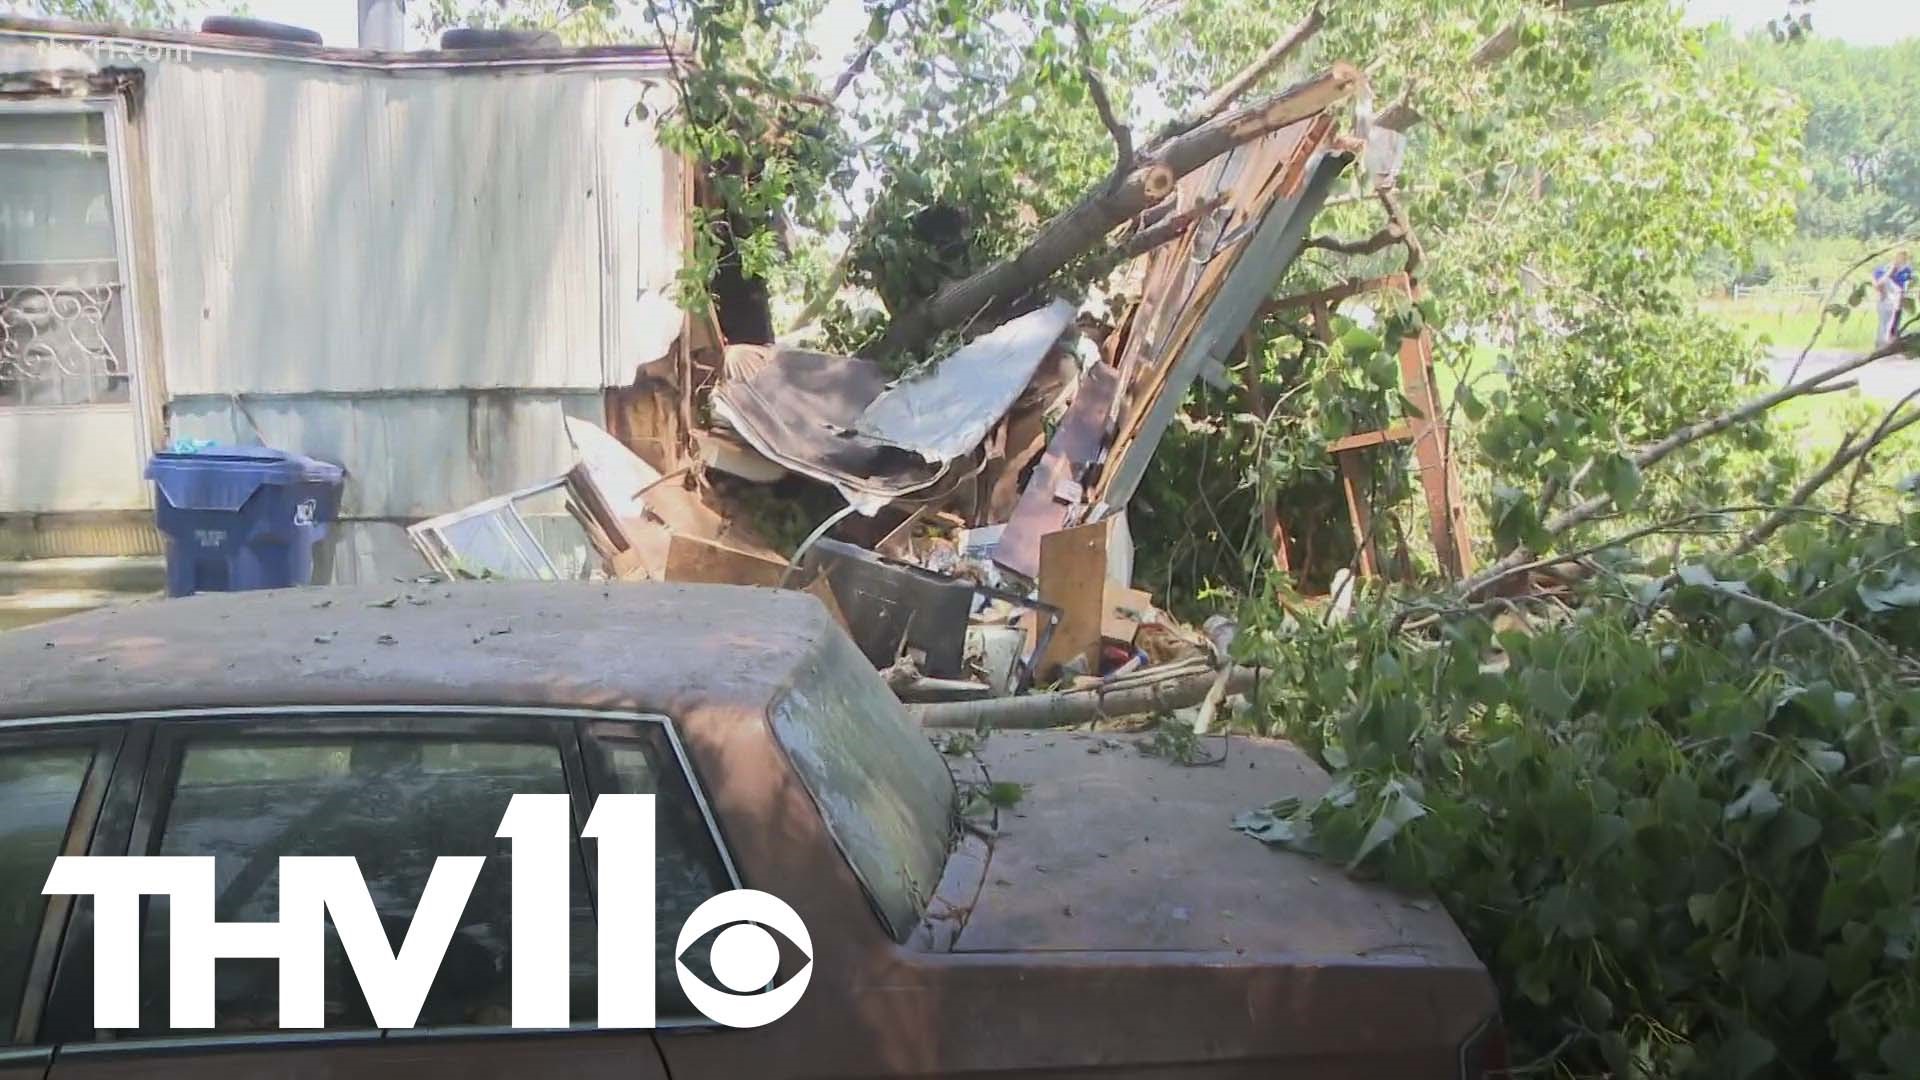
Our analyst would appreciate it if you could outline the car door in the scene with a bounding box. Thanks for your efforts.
[0,723,127,1080]
[39,708,671,1080]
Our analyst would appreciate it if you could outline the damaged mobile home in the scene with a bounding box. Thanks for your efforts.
[3,11,1472,709]
[0,14,694,579]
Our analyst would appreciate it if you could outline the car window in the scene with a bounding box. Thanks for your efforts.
[767,633,956,941]
[586,726,732,1020]
[0,744,94,1043]
[136,732,595,1033]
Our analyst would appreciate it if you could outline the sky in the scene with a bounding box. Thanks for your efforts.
[1684,0,1920,46]
[114,0,1920,51]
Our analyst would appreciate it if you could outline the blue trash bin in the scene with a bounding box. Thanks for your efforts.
[146,446,345,597]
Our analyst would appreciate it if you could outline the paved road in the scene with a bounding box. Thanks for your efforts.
[1768,348,1920,403]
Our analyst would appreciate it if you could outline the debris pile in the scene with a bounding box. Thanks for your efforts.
[406,107,1470,724]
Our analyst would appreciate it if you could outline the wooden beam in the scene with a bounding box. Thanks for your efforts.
[1337,450,1382,577]
[1397,311,1475,576]
[1326,423,1415,454]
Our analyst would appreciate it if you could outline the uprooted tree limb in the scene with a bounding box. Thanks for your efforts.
[872,46,1356,357]
[1461,334,1920,599]
[865,0,1650,359]
[911,663,1263,728]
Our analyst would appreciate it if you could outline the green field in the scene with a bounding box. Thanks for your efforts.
[1700,290,1883,353]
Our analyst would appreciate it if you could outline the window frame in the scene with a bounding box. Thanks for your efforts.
[0,96,150,422]
[407,478,577,581]
[0,722,124,1050]
[24,705,741,1056]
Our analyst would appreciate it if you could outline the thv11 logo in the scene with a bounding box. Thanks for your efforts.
[43,794,811,1030]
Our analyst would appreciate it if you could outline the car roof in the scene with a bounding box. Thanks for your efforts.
[0,582,839,723]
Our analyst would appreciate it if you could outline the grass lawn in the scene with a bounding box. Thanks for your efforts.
[1701,291,1883,353]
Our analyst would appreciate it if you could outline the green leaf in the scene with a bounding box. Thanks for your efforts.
[1348,781,1426,869]
[1522,668,1575,720]
[1858,573,1920,612]
[1771,808,1822,858]
[1456,381,1487,422]
[1337,326,1383,356]
[1599,1031,1633,1077]
[1724,778,1782,822]
[1576,984,1613,1028]
[1881,826,1917,902]
[1233,806,1302,846]
[1599,454,1644,509]
[1716,1029,1776,1080]
[1880,1029,1920,1074]
[984,781,1024,807]
[1688,891,1718,928]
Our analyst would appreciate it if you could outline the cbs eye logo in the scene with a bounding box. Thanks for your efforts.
[675,889,813,1028]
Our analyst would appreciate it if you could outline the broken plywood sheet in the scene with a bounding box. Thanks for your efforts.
[1032,517,1127,679]
[1103,582,1155,646]
[994,362,1121,579]
[1095,147,1348,509]
[664,533,790,587]
[661,534,849,629]
[854,300,1075,464]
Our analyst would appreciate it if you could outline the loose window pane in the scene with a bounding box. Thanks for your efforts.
[508,485,597,581]
[0,745,93,1043]
[433,508,555,580]
[593,729,731,1019]
[141,734,595,1033]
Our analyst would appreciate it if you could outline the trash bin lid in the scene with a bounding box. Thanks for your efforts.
[145,445,344,512]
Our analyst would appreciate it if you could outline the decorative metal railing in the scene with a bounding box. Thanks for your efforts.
[0,283,126,404]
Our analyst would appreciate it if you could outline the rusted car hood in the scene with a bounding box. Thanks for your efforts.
[949,730,1480,968]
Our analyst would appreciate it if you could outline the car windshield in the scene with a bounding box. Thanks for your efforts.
[767,633,957,941]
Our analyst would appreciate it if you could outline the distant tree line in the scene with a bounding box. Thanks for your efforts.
[1731,33,1920,241]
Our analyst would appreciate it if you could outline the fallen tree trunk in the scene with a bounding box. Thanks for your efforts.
[911,663,1264,728]
[874,63,1362,358]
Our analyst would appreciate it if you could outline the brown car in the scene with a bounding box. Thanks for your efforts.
[0,583,1500,1078]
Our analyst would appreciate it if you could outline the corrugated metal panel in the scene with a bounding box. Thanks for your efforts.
[167,392,601,518]
[131,55,681,396]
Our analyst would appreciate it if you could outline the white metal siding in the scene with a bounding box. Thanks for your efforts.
[167,392,601,519]
[135,56,682,395]
[0,33,687,551]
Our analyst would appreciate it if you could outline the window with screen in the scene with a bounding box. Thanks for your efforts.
[0,109,131,408]
[136,733,596,1033]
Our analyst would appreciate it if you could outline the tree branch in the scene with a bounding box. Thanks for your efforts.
[830,0,913,101]
[1153,6,1325,146]
[1841,386,1920,514]
[1734,430,1863,556]
[1303,191,1422,271]
[1378,0,1642,131]
[1120,193,1228,259]
[1306,226,1401,256]
[1461,333,1920,595]
[1075,16,1133,191]
[874,63,1363,358]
